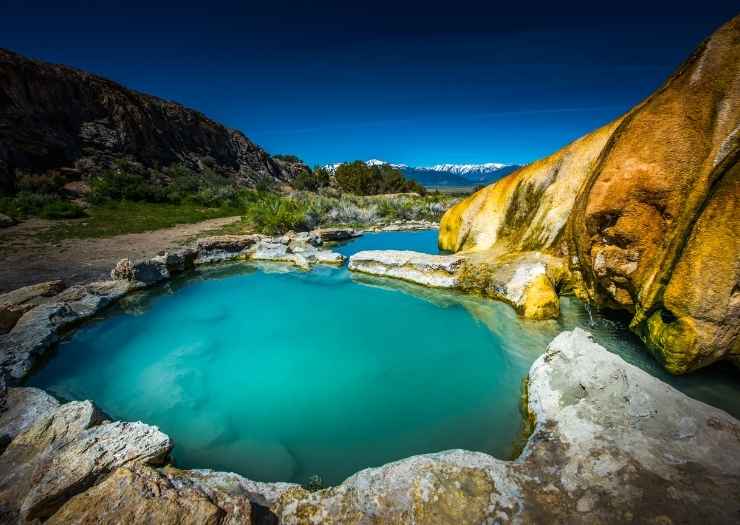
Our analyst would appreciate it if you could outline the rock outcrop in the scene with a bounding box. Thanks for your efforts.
[439,16,740,372]
[0,397,171,523]
[270,329,740,524]
[349,250,464,288]
[0,48,298,192]
[0,387,58,451]
[47,464,252,525]
[348,250,565,319]
[0,280,66,333]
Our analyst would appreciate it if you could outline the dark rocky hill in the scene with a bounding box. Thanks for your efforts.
[0,49,299,193]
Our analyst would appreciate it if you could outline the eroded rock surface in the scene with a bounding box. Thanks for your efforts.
[348,250,564,319]
[438,16,740,372]
[349,250,464,288]
[0,280,66,333]
[0,280,134,382]
[271,329,740,524]
[0,387,59,450]
[196,232,345,269]
[111,257,170,285]
[47,464,250,525]
[21,420,172,521]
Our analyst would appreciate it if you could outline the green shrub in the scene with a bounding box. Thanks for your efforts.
[39,200,87,219]
[88,169,168,203]
[334,162,425,196]
[0,192,86,220]
[243,193,308,234]
[293,167,331,192]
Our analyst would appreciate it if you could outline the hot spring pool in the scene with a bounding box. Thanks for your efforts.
[27,230,740,485]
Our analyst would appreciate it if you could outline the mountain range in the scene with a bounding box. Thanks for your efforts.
[325,159,521,187]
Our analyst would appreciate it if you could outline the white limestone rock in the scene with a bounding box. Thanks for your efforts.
[348,250,464,288]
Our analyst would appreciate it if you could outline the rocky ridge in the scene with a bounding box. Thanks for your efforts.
[0,48,300,192]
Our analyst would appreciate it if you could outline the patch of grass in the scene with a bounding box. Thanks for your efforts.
[36,201,241,241]
[0,192,86,220]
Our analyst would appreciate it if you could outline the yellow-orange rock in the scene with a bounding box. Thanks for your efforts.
[439,16,740,373]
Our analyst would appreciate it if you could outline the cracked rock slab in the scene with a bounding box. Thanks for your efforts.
[21,420,172,521]
[348,250,464,288]
[48,464,252,525]
[0,387,59,450]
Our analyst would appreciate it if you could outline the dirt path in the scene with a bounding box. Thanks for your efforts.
[0,216,241,293]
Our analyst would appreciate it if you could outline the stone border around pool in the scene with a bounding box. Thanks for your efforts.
[1,222,739,523]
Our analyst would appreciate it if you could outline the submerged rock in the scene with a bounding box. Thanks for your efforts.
[271,329,740,524]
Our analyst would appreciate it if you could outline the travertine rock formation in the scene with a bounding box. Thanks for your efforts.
[439,16,740,373]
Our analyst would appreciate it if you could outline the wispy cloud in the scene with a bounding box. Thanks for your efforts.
[254,105,626,136]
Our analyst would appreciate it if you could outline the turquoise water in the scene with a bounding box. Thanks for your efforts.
[28,230,740,485]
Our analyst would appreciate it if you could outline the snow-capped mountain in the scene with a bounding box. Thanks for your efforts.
[423,163,509,175]
[323,159,520,187]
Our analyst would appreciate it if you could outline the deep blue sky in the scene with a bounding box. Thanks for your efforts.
[2,2,737,166]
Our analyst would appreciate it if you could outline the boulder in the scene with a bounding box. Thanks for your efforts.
[252,240,292,262]
[271,329,740,524]
[348,250,464,288]
[160,247,198,273]
[111,257,170,285]
[0,387,59,451]
[21,420,172,521]
[252,238,345,268]
[0,400,104,523]
[313,227,359,243]
[47,464,251,525]
[457,252,565,320]
[0,280,66,333]
[183,469,298,509]
[194,235,260,264]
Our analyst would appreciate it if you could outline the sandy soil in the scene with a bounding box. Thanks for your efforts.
[0,216,241,293]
